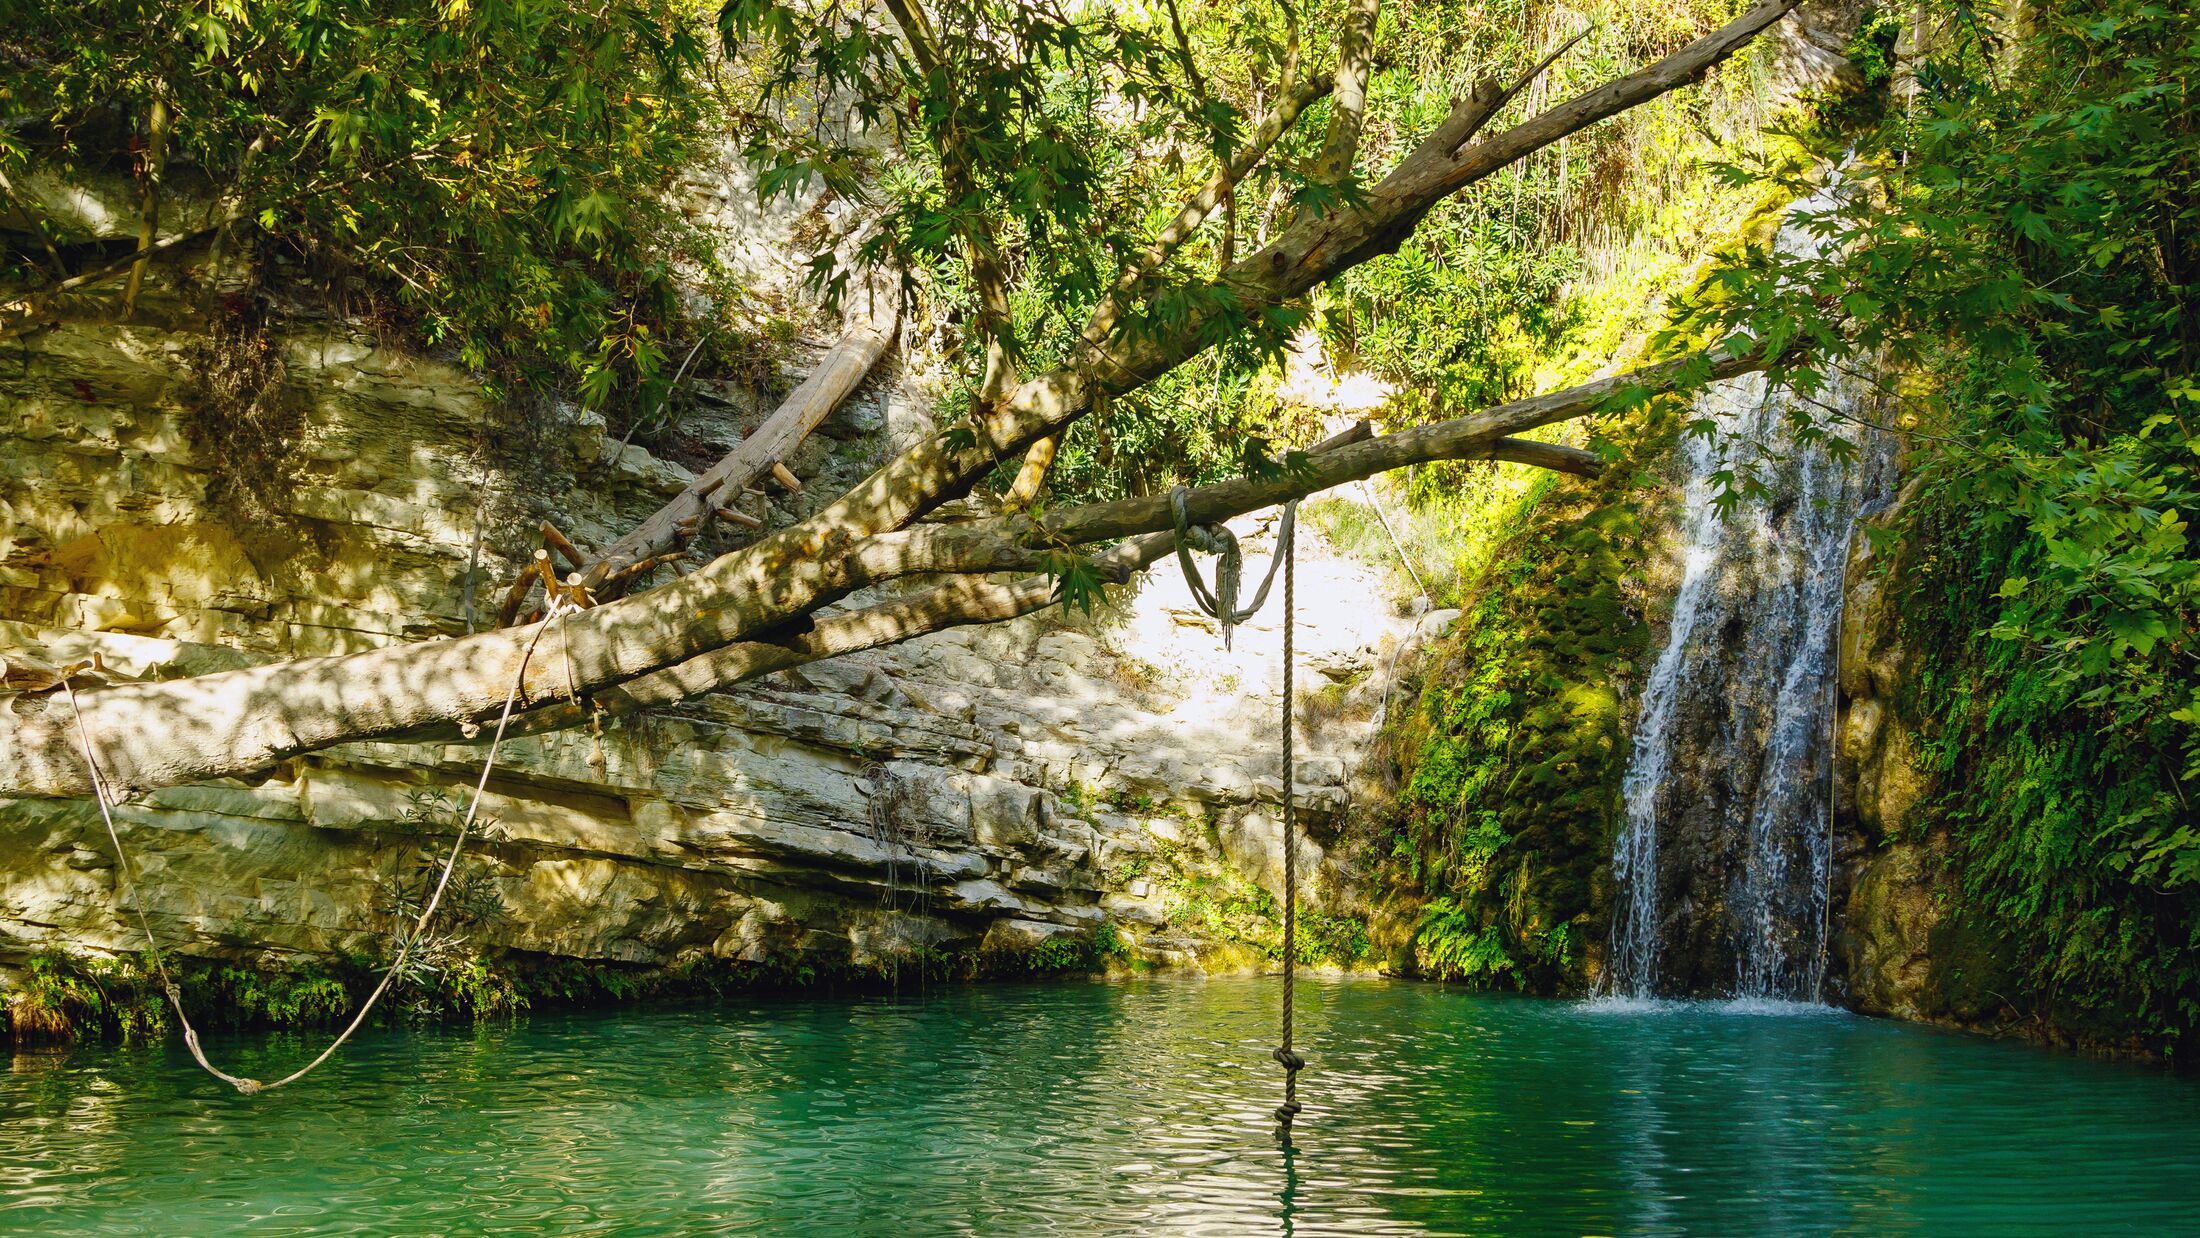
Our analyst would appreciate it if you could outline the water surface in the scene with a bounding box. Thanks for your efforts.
[5,978,2197,1235]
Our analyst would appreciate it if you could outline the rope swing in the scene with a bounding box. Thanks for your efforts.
[59,595,581,1095]
[1170,488,1306,1143]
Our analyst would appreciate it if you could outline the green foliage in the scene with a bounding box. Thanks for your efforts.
[1413,898,1516,981]
[3,926,1156,1048]
[719,0,1318,499]
[4,951,368,1045]
[7,950,168,1044]
[1134,834,1373,968]
[1338,0,1825,995]
[1842,6,1905,91]
[1383,443,1662,991]
[1043,548,1110,617]
[372,790,521,1018]
[2,0,725,419]
[1004,927,1122,977]
[1322,0,1775,431]
[1893,501,2200,1053]
[216,964,352,1029]
[1700,0,2200,1054]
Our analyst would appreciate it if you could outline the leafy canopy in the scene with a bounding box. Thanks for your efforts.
[2,0,720,417]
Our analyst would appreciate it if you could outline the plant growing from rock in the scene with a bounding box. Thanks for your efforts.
[371,790,517,1019]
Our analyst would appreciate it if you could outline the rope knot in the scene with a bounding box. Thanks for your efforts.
[1170,487,1296,651]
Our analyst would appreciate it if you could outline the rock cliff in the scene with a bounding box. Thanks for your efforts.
[0,270,1415,1006]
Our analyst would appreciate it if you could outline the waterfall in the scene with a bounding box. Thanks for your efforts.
[1605,181,1896,1002]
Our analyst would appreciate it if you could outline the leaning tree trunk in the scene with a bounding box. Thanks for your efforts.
[546,287,899,605]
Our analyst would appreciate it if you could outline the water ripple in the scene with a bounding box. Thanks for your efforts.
[3,978,2198,1236]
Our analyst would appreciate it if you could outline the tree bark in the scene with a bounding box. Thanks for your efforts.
[1311,0,1382,185]
[120,95,171,320]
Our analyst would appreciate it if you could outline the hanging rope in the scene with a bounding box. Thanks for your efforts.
[1170,486,1295,651]
[60,595,580,1095]
[1272,514,1304,1142]
[1168,492,1305,1142]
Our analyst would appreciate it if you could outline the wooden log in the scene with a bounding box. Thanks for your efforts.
[716,506,765,530]
[555,285,897,604]
[496,550,552,627]
[533,553,561,600]
[540,521,586,570]
[769,462,804,493]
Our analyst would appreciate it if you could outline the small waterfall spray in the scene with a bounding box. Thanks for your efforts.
[1605,181,1895,1002]
[1606,383,1751,997]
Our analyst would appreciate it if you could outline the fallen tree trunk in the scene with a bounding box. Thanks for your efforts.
[540,287,899,607]
[440,427,1603,736]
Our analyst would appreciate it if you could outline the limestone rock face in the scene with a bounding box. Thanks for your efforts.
[1829,478,1956,1020]
[1839,835,1944,1020]
[0,294,1414,985]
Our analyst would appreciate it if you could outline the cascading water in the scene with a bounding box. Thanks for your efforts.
[1605,180,1896,1003]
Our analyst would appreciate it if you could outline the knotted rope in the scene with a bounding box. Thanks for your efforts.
[1169,491,1304,1142]
[61,596,579,1095]
[1170,486,1296,651]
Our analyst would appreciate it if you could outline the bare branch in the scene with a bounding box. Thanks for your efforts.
[1,223,224,341]
[1469,26,1595,154]
[562,286,897,597]
[1002,432,1060,511]
[1491,437,1603,477]
[120,95,171,319]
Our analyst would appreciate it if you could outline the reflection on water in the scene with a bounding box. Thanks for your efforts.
[4,977,2198,1236]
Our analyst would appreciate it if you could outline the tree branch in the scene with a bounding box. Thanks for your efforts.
[1312,0,1381,184]
[1078,58,1330,349]
[880,0,1019,406]
[1,223,225,341]
[1001,431,1060,511]
[120,94,170,320]
[476,421,1606,736]
[849,347,1759,581]
[1491,437,1603,477]
[800,0,1799,558]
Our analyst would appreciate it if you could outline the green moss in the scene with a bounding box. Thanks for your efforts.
[1128,834,1373,969]
[984,923,1135,979]
[5,951,360,1046]
[1357,126,1842,993]
[6,951,169,1045]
